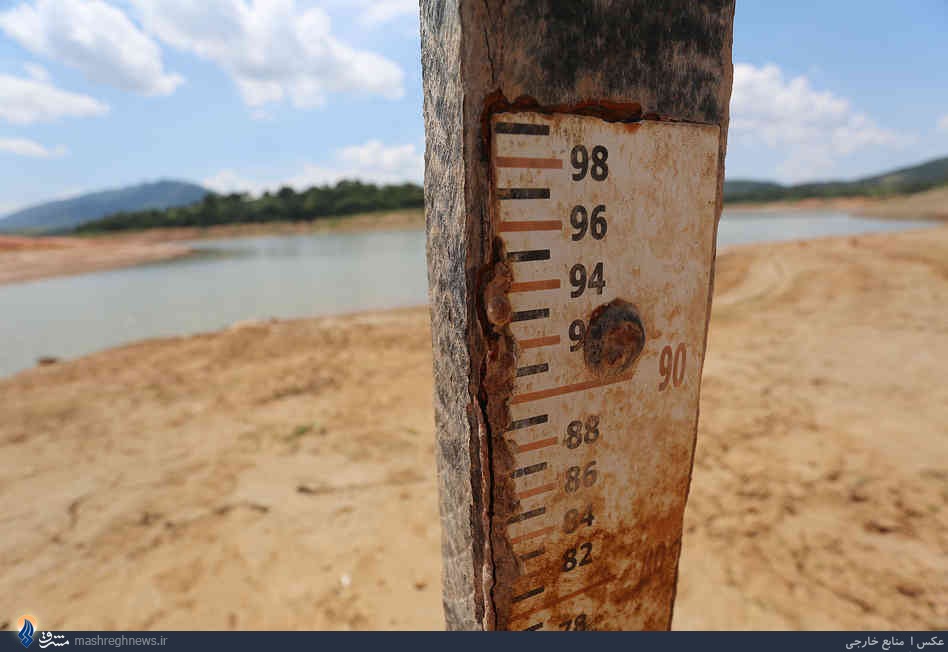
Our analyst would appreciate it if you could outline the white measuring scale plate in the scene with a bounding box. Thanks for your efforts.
[487,111,719,630]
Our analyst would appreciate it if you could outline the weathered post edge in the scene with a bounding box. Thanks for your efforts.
[421,0,735,630]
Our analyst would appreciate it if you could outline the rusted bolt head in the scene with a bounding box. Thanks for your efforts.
[484,260,513,327]
[583,299,646,378]
[485,290,512,326]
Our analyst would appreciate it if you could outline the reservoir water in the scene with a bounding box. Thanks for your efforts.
[0,211,936,377]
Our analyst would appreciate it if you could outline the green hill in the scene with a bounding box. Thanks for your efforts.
[0,180,209,234]
[11,154,945,235]
[722,180,783,200]
[75,181,425,234]
[724,156,948,203]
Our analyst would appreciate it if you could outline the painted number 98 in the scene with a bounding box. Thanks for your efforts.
[570,145,609,181]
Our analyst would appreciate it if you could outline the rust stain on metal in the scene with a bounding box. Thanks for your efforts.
[478,237,522,629]
[480,91,646,154]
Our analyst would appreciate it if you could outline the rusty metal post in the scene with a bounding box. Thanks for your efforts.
[421,0,735,631]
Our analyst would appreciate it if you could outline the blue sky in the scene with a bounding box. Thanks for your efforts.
[0,0,946,216]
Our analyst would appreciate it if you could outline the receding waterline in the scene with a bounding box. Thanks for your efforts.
[0,213,937,377]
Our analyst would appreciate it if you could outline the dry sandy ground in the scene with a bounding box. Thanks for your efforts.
[0,227,945,630]
[728,186,948,222]
[854,186,948,221]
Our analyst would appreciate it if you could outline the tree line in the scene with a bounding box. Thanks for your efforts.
[75,180,424,233]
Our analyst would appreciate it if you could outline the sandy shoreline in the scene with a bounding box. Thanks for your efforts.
[0,236,193,286]
[0,210,424,286]
[1,226,945,630]
[2,189,944,287]
[101,208,426,243]
[727,185,948,221]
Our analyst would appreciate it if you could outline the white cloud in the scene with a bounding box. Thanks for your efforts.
[0,137,67,158]
[0,0,182,96]
[133,0,404,110]
[23,62,49,82]
[358,0,418,26]
[204,140,423,195]
[337,140,423,178]
[731,63,906,182]
[202,169,260,195]
[937,114,948,134]
[0,74,109,124]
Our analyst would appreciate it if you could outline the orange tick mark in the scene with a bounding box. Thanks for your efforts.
[495,156,562,169]
[515,437,558,453]
[510,374,634,405]
[510,526,555,545]
[512,576,616,620]
[498,220,561,233]
[519,335,560,349]
[517,482,557,500]
[510,279,560,293]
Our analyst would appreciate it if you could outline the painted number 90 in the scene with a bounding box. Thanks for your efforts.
[658,343,687,391]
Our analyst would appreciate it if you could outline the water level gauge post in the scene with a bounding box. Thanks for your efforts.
[421,0,735,631]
